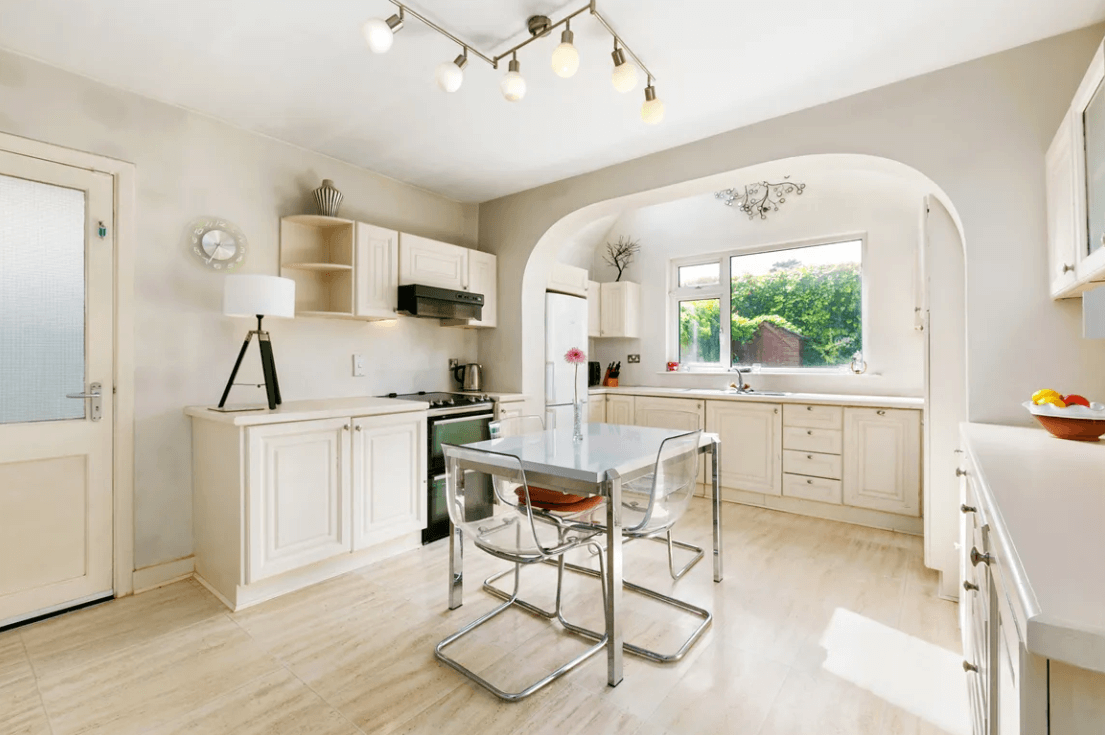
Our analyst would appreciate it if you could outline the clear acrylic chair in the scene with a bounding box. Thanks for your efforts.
[558,430,713,663]
[435,442,608,701]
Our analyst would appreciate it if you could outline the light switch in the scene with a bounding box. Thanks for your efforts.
[352,354,367,377]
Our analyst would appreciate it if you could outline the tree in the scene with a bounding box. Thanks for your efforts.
[603,236,641,282]
[770,258,800,272]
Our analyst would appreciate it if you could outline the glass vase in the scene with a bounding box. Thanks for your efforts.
[573,401,584,442]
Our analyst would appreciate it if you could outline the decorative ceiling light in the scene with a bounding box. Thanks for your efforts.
[610,44,638,93]
[362,9,404,54]
[435,49,468,93]
[641,79,664,125]
[715,177,807,220]
[364,1,662,124]
[500,54,526,102]
[551,21,580,78]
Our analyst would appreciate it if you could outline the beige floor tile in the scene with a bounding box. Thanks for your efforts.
[0,633,32,687]
[147,669,361,735]
[0,669,52,735]
[20,579,224,679]
[37,615,281,735]
[757,667,886,735]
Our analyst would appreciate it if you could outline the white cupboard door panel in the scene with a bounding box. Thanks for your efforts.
[247,418,351,583]
[588,398,605,423]
[352,413,427,549]
[355,223,399,319]
[587,280,601,337]
[706,402,782,496]
[782,473,842,505]
[783,449,842,480]
[782,427,843,455]
[548,263,588,297]
[1046,114,1080,299]
[598,282,640,338]
[634,396,706,480]
[843,408,921,516]
[782,403,843,430]
[398,233,468,290]
[467,250,497,327]
[606,395,634,425]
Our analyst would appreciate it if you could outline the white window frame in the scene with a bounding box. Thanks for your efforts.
[669,234,867,373]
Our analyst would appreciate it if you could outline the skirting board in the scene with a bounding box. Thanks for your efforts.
[132,556,195,594]
[695,483,923,536]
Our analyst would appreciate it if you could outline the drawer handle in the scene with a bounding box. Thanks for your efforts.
[806,406,813,411]
[960,504,976,514]
[807,479,813,485]
[963,661,978,673]
[876,410,886,416]
[970,548,992,567]
[963,580,979,592]
[1063,263,1075,273]
[807,430,813,435]
[807,454,813,460]
[956,468,968,477]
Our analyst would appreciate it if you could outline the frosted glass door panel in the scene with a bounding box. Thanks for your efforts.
[1084,80,1105,257]
[0,174,86,424]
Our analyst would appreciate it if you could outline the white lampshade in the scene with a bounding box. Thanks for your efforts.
[435,54,467,93]
[611,61,638,93]
[551,28,579,78]
[501,57,526,102]
[223,275,295,319]
[641,84,665,125]
[363,17,397,54]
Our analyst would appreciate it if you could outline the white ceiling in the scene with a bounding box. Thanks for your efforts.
[1,0,1104,202]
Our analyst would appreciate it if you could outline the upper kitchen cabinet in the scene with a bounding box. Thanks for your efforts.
[598,281,641,338]
[548,262,589,297]
[354,222,399,320]
[587,280,601,337]
[399,233,469,291]
[280,215,356,318]
[1047,41,1105,298]
[443,250,497,328]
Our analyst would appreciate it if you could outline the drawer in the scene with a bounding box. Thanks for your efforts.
[783,427,842,454]
[783,473,842,504]
[783,403,843,430]
[783,449,842,480]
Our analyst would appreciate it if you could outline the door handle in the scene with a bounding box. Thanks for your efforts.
[66,382,103,422]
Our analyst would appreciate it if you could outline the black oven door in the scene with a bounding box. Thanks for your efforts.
[423,412,494,544]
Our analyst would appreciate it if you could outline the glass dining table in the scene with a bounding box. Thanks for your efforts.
[446,422,723,688]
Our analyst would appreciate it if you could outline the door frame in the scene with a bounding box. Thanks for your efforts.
[0,131,136,598]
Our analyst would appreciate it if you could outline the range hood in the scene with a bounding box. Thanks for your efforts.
[397,284,484,320]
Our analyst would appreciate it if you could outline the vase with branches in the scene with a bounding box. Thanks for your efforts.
[604,236,641,282]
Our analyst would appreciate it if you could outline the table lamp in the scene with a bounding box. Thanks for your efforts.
[216,275,295,411]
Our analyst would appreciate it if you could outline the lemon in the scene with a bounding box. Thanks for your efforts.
[1037,395,1067,408]
[1032,389,1062,405]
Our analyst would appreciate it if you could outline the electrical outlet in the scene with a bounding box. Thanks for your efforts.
[627,354,640,364]
[448,358,460,370]
[352,354,366,377]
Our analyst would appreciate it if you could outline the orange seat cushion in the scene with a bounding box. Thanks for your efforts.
[515,486,587,506]
[524,494,605,514]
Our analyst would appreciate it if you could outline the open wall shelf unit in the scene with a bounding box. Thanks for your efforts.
[280,215,355,317]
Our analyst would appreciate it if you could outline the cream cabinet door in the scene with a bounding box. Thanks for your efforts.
[1046,114,1080,299]
[351,412,427,549]
[843,408,921,516]
[355,222,399,319]
[588,396,606,423]
[599,282,640,338]
[247,418,352,583]
[548,262,588,297]
[606,395,634,424]
[467,250,497,327]
[706,401,782,496]
[633,396,704,431]
[398,233,468,290]
[587,280,601,338]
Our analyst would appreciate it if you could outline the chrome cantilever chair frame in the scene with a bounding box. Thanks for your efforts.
[435,442,608,702]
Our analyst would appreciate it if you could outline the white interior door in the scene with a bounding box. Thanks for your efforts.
[0,150,115,626]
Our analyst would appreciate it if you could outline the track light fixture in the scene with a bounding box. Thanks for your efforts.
[436,49,468,93]
[362,9,404,54]
[365,1,662,123]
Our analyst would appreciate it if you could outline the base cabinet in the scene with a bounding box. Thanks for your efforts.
[606,395,634,424]
[842,408,921,516]
[588,397,605,423]
[351,412,427,550]
[706,401,782,496]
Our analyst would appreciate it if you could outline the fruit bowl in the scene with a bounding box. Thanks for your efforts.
[1023,401,1105,441]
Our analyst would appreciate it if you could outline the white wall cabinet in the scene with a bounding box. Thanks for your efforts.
[606,394,634,424]
[247,418,352,583]
[399,233,469,291]
[548,262,588,297]
[706,401,782,497]
[842,408,921,517]
[598,281,641,339]
[587,280,601,338]
[355,222,399,320]
[351,412,426,550]
[444,249,497,328]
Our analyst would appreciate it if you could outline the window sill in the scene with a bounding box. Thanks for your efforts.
[654,369,879,378]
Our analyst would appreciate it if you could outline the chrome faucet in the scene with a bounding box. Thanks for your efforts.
[728,365,751,391]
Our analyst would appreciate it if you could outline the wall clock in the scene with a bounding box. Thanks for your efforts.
[187,216,247,270]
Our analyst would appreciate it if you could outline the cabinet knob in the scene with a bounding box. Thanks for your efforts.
[970,548,993,567]
[876,410,886,416]
[344,424,350,431]
[807,454,813,460]
[963,580,979,592]
[963,661,978,673]
[806,406,813,411]
[807,479,813,485]
[807,430,813,435]
[1063,263,1076,273]
[956,468,968,477]
[355,425,362,432]
[960,504,977,514]
[774,408,779,414]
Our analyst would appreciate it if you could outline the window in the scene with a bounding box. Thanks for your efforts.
[672,239,863,370]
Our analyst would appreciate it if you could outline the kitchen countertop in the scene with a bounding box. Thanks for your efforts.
[184,396,428,426]
[961,422,1105,674]
[458,391,526,402]
[588,385,924,410]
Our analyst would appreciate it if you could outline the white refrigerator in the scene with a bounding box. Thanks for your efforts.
[545,292,588,431]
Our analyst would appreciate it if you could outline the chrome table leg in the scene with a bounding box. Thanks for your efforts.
[712,438,723,583]
[605,475,623,687]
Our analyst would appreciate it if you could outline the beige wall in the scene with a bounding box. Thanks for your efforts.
[0,49,479,570]
[478,25,1105,427]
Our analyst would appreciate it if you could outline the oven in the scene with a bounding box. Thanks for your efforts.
[423,408,495,544]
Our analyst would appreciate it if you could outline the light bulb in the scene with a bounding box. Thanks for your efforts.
[551,28,579,78]
[641,84,664,125]
[435,53,468,93]
[610,48,638,93]
[501,57,526,102]
[362,14,403,54]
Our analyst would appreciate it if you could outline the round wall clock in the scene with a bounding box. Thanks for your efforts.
[186,217,247,270]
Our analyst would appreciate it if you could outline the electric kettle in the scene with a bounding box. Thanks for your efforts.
[452,363,484,391]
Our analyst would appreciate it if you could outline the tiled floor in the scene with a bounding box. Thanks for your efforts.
[0,500,968,735]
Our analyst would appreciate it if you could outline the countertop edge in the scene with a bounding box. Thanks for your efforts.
[588,386,924,409]
[185,398,429,426]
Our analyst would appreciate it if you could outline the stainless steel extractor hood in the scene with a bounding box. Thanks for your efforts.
[397,284,484,320]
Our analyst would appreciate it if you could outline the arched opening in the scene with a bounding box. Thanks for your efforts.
[512,153,967,597]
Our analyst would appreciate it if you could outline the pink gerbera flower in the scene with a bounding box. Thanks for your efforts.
[564,347,587,365]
